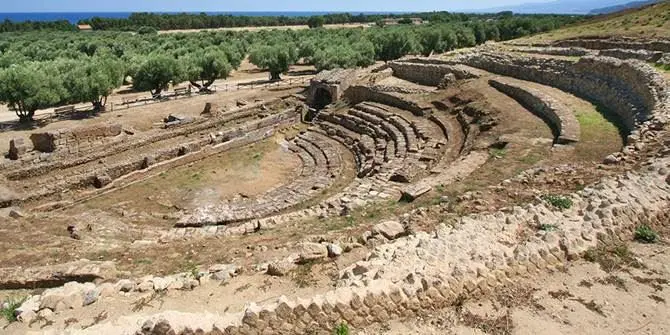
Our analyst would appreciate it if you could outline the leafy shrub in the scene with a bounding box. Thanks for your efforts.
[1,296,27,322]
[334,322,350,335]
[137,26,158,35]
[634,225,659,243]
[542,195,573,210]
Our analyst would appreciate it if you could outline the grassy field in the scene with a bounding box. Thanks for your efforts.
[520,2,670,42]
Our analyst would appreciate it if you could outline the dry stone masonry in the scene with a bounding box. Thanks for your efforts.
[73,45,670,335]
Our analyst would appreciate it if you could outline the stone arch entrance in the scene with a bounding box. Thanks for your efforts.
[313,88,333,110]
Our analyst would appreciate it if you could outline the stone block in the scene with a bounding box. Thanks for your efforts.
[400,183,432,202]
[8,138,26,160]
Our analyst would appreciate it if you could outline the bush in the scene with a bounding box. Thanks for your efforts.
[1,296,27,322]
[542,194,573,210]
[634,225,659,243]
[334,322,350,335]
[137,26,158,35]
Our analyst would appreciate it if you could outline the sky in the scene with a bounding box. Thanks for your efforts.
[0,0,558,13]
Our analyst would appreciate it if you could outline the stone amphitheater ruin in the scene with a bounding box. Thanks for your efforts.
[1,35,670,334]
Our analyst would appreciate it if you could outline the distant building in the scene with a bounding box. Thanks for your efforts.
[77,24,93,32]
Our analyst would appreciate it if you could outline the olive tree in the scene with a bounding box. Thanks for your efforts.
[370,28,417,62]
[133,55,182,96]
[63,57,125,110]
[0,62,64,122]
[182,49,233,92]
[248,44,298,80]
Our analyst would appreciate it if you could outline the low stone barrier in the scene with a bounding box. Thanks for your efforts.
[29,123,122,154]
[389,60,482,86]
[598,48,664,62]
[553,37,670,52]
[489,78,580,144]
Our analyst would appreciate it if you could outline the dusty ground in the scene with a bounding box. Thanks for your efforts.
[361,239,670,335]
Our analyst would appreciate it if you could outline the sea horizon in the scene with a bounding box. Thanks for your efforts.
[0,11,411,23]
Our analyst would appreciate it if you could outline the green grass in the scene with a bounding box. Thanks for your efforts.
[1,296,27,322]
[489,148,507,159]
[542,194,573,210]
[634,225,659,244]
[538,224,558,231]
[334,322,350,335]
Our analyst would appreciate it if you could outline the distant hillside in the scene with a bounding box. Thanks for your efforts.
[589,0,658,14]
[473,0,639,14]
[516,1,670,41]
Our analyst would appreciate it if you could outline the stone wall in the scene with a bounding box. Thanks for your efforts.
[30,123,123,154]
[553,38,670,52]
[598,49,664,62]
[100,51,670,335]
[306,68,358,108]
[457,52,669,136]
[389,60,482,86]
[489,78,580,144]
[344,86,432,116]
[12,109,301,203]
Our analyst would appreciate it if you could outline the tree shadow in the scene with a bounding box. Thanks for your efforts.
[0,108,103,134]
[287,69,318,76]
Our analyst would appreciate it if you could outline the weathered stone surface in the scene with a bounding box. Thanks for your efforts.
[372,221,406,240]
[0,260,117,290]
[267,259,298,277]
[400,183,432,202]
[0,185,19,207]
[8,138,26,160]
[327,244,343,258]
[297,243,328,263]
[93,173,113,188]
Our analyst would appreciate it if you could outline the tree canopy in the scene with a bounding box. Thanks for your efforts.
[249,44,298,80]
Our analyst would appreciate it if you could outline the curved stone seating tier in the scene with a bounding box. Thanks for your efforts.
[176,133,345,227]
[355,102,422,154]
[119,50,670,335]
[457,52,667,135]
[488,78,581,145]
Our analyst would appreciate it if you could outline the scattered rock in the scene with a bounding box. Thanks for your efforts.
[327,244,343,258]
[116,279,135,292]
[93,173,113,188]
[83,289,99,306]
[400,183,432,202]
[372,221,406,240]
[8,208,26,219]
[236,99,249,107]
[296,242,328,263]
[604,154,619,165]
[67,225,81,240]
[267,258,298,277]
[8,138,26,160]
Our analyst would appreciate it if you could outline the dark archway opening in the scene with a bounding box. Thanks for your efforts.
[313,88,333,110]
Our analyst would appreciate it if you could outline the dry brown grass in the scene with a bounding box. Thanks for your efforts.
[519,2,670,42]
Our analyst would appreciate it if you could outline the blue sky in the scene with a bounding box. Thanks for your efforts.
[1,0,556,13]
